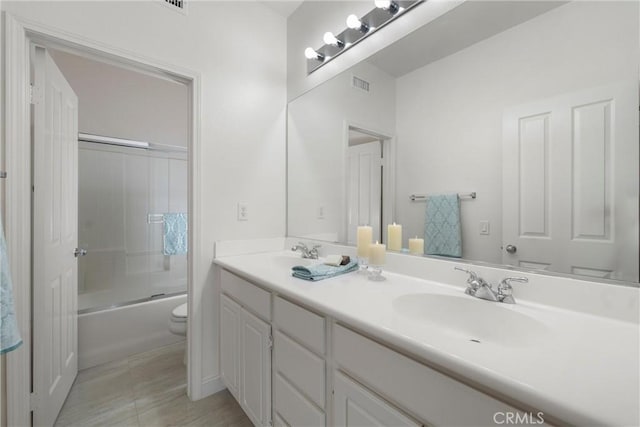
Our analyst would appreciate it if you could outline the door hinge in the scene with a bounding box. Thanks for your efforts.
[30,84,42,105]
[30,392,38,411]
[267,335,273,349]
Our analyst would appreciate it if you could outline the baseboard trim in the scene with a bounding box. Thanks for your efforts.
[200,375,226,399]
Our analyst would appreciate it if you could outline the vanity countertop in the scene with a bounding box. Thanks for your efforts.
[214,250,639,426]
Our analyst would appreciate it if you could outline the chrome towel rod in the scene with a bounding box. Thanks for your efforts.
[410,192,476,201]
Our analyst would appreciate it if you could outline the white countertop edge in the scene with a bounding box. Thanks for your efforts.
[213,256,615,426]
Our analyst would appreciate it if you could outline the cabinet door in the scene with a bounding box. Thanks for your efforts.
[333,372,420,427]
[241,308,272,427]
[220,294,241,398]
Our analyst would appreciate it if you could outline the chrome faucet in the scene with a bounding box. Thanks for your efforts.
[454,267,529,304]
[497,277,528,304]
[291,242,321,259]
[455,266,497,302]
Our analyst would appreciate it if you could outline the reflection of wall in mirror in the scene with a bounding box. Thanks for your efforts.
[395,1,638,266]
[288,60,396,242]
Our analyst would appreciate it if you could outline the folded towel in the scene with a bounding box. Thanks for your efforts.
[163,213,188,256]
[1,215,22,354]
[424,194,462,258]
[292,260,359,281]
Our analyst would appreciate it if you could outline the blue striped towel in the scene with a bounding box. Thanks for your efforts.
[292,260,359,281]
[163,213,188,256]
[424,194,462,258]
[1,215,22,354]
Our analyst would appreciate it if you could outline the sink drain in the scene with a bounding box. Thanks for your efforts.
[469,339,481,343]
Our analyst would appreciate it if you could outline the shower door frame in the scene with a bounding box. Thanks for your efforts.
[3,13,205,426]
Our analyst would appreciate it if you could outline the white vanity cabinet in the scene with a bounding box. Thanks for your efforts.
[220,271,272,427]
[273,296,327,426]
[219,268,546,427]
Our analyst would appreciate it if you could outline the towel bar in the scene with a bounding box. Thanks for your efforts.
[410,192,476,201]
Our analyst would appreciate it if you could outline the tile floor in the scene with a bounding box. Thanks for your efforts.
[55,342,252,427]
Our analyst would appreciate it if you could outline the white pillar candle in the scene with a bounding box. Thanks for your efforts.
[356,225,373,257]
[408,236,424,255]
[387,222,402,251]
[369,241,386,265]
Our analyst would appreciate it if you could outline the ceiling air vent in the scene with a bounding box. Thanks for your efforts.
[352,75,370,93]
[160,0,187,14]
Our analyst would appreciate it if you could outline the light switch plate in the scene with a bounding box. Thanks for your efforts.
[237,202,249,221]
[479,220,490,235]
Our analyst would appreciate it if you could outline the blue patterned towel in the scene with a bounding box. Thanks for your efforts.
[292,260,359,281]
[1,215,22,354]
[163,213,188,256]
[424,194,462,258]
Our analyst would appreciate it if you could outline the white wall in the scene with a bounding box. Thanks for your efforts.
[1,0,286,394]
[395,1,639,263]
[50,49,189,147]
[288,61,396,241]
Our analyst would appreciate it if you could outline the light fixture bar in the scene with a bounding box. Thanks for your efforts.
[78,133,150,149]
[306,0,423,74]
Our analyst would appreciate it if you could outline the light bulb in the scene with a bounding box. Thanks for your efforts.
[304,47,324,61]
[323,32,344,47]
[346,14,362,30]
[375,0,399,14]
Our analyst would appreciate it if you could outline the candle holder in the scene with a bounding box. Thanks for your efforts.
[368,265,386,281]
[357,256,369,274]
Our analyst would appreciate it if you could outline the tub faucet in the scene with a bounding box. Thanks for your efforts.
[454,266,498,302]
[291,242,320,259]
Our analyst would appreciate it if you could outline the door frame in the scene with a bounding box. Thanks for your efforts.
[3,13,204,426]
[343,121,395,244]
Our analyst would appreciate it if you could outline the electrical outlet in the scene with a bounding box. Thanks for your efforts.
[237,202,249,221]
[318,206,325,219]
[479,220,490,235]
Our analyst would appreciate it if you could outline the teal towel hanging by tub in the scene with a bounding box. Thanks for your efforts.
[0,214,22,354]
[163,213,188,256]
[424,194,462,258]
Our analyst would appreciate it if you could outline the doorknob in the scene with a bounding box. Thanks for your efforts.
[74,248,88,257]
[505,245,517,254]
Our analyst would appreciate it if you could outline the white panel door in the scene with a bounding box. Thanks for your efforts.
[333,372,420,427]
[240,308,272,427]
[503,82,639,281]
[220,294,241,399]
[32,46,79,426]
[346,141,382,244]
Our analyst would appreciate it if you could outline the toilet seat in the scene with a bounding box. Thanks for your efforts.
[169,303,188,336]
[170,303,187,322]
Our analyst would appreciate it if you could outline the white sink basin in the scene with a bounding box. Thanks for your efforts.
[393,293,549,347]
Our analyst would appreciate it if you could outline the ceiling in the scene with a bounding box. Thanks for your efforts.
[368,1,567,77]
[259,0,305,18]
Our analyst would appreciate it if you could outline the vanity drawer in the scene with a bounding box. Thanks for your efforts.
[221,270,271,321]
[274,296,325,354]
[275,373,325,427]
[333,324,528,426]
[274,330,325,408]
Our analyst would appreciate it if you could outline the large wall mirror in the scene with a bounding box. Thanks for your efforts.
[287,1,640,284]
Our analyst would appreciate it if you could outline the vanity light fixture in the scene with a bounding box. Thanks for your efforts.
[375,0,401,14]
[323,31,345,48]
[304,47,325,61]
[304,0,422,74]
[346,14,370,33]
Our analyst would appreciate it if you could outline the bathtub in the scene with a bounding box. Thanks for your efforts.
[78,293,187,369]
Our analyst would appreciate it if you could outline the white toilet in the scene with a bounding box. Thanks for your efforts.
[169,302,188,336]
[169,302,188,364]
